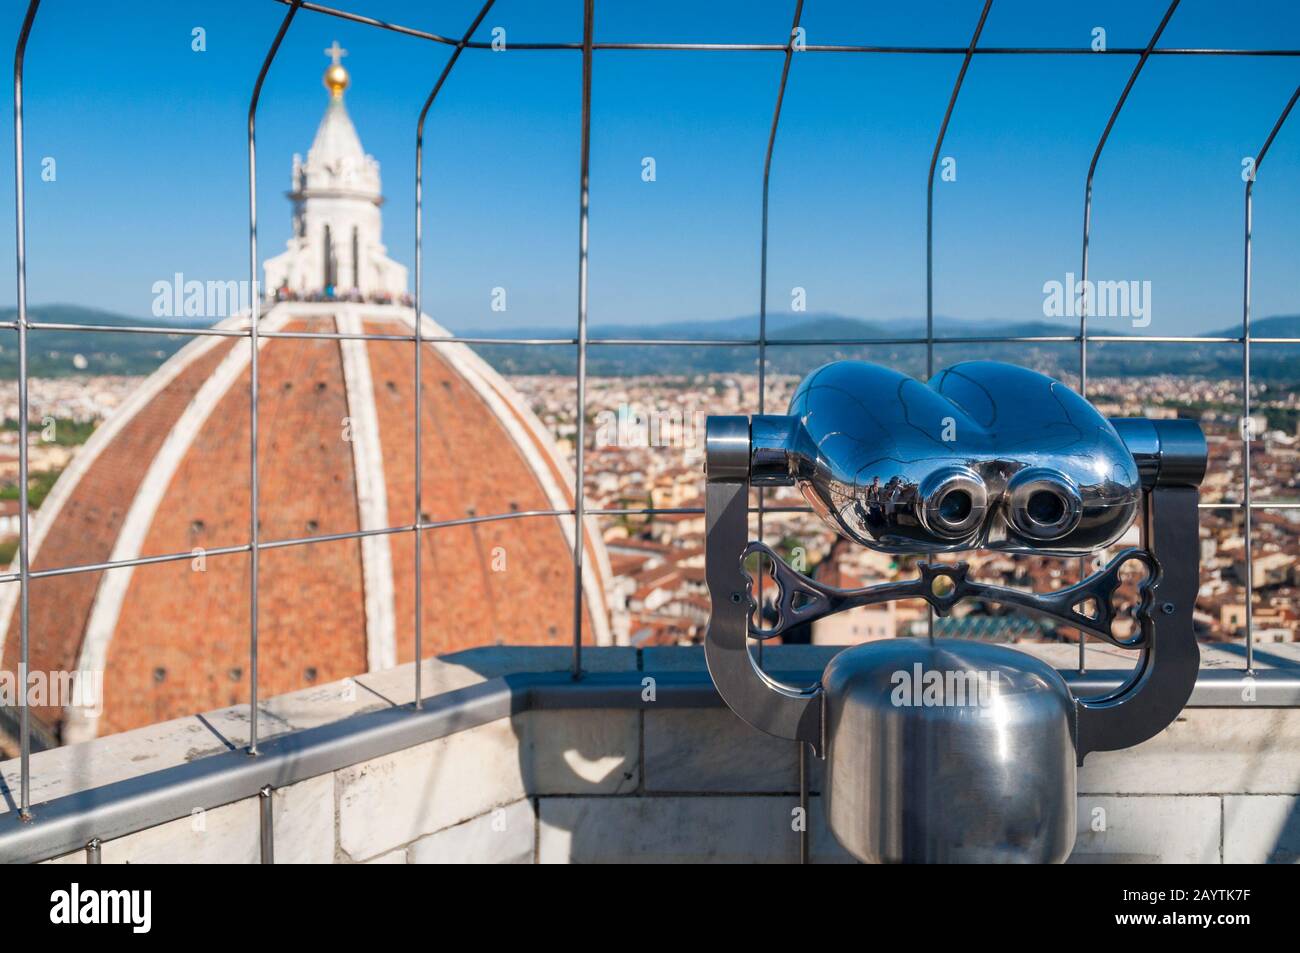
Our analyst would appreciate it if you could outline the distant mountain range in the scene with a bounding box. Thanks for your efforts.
[0,305,205,378]
[467,312,1300,381]
[0,304,1295,382]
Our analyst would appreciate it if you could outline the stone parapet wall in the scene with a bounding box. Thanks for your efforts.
[2,645,1296,864]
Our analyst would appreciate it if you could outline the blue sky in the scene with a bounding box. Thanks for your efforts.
[0,0,1297,336]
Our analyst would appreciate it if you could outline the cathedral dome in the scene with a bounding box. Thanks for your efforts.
[0,306,614,742]
[0,46,614,746]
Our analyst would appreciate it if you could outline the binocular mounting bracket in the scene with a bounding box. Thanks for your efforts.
[745,541,1156,650]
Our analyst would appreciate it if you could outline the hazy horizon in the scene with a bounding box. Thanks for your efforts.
[4,300,1298,339]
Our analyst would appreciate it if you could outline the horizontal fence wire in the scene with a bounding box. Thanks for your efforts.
[0,499,1293,588]
[10,320,1300,346]
[271,0,1300,56]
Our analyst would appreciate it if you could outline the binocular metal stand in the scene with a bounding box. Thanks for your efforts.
[704,415,1205,763]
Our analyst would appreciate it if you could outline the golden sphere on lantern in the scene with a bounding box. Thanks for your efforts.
[324,62,350,98]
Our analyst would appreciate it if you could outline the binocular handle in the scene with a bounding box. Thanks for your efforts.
[1073,483,1200,762]
[1073,418,1206,760]
[704,417,824,754]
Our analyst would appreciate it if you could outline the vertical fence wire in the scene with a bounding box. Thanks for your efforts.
[413,0,496,709]
[11,0,41,819]
[798,741,809,864]
[753,0,806,852]
[1076,0,1179,672]
[1241,82,1300,674]
[258,784,274,862]
[924,0,991,640]
[246,0,303,755]
[571,0,595,679]
[756,0,805,670]
[926,0,992,380]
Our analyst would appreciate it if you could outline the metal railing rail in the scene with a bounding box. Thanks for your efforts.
[1,1,1296,839]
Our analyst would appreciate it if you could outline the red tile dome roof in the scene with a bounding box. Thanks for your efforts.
[0,304,613,741]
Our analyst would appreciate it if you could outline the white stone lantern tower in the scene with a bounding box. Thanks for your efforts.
[263,42,408,301]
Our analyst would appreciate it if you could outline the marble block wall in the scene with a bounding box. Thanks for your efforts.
[11,646,1298,864]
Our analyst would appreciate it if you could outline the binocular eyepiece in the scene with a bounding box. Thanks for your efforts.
[909,465,1085,546]
[1005,468,1083,542]
[917,467,989,540]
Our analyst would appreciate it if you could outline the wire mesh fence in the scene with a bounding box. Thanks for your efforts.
[6,0,1299,822]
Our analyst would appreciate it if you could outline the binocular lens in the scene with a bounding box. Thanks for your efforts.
[1026,489,1066,527]
[939,489,973,524]
[1007,470,1082,541]
[919,469,987,539]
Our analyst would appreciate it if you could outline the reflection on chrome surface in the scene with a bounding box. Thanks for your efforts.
[751,360,1141,556]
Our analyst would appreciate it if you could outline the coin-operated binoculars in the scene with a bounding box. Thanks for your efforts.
[704,360,1207,863]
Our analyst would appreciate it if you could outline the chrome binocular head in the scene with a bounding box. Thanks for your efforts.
[704,360,1209,862]
[748,360,1204,557]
